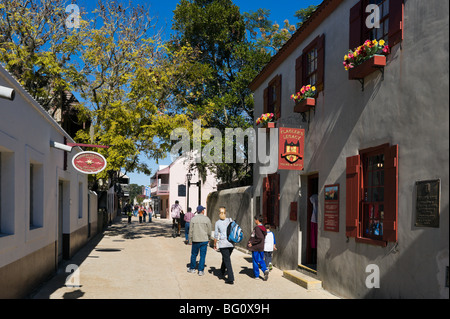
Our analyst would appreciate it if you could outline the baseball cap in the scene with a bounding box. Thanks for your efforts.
[196,205,206,213]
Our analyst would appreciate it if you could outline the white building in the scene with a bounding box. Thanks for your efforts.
[151,154,217,218]
[0,65,98,298]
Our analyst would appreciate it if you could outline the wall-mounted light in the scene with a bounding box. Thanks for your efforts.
[50,140,73,152]
[0,85,15,101]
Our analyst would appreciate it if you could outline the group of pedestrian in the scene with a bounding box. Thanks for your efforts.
[173,200,277,285]
[124,203,153,224]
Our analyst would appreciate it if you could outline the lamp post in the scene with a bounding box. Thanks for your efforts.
[186,172,192,211]
[187,171,202,208]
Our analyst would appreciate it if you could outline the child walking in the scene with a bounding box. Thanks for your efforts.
[264,224,277,271]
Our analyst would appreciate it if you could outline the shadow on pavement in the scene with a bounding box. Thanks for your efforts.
[28,218,173,299]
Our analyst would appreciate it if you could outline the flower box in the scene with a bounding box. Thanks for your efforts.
[263,122,276,129]
[348,54,386,80]
[294,98,316,114]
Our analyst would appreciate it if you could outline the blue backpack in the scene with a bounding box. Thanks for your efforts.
[227,219,243,243]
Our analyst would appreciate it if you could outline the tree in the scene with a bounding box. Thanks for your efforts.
[0,0,83,130]
[294,5,319,29]
[168,0,297,187]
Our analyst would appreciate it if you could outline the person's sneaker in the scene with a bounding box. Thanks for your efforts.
[187,268,196,274]
[264,270,269,281]
[269,263,273,271]
[198,271,204,276]
[225,280,234,285]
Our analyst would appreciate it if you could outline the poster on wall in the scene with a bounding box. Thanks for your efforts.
[324,184,339,232]
[278,127,305,171]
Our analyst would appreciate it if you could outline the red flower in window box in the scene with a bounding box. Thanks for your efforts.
[344,39,389,80]
[293,97,316,113]
[256,113,276,128]
[348,54,386,80]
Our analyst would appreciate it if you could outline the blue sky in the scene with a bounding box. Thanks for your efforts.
[75,0,322,186]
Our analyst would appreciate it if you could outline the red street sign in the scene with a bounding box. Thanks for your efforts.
[72,151,107,174]
[278,127,305,170]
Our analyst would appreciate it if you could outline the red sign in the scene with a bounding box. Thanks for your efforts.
[72,151,107,174]
[324,184,339,232]
[278,127,304,170]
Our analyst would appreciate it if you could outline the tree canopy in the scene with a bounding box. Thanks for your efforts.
[0,0,311,189]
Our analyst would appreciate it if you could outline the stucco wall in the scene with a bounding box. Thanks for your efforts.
[0,65,96,298]
[252,0,449,298]
[207,186,253,250]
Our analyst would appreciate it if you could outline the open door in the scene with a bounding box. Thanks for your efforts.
[303,174,318,269]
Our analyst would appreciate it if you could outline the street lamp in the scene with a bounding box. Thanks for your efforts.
[186,172,192,211]
[187,171,202,208]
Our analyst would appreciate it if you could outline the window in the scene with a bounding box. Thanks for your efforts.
[361,150,385,240]
[263,74,282,119]
[262,173,280,228]
[78,182,83,219]
[366,0,390,42]
[0,148,14,236]
[346,144,398,246]
[306,48,318,86]
[295,34,325,94]
[349,0,403,49]
[29,162,44,228]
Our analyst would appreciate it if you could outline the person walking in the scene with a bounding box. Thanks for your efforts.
[138,206,144,223]
[126,203,132,224]
[148,205,153,223]
[187,205,212,276]
[213,207,235,285]
[247,215,269,281]
[183,207,194,244]
[264,223,277,271]
[171,200,183,237]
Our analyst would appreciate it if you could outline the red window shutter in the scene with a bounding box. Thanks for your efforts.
[349,0,363,49]
[263,87,269,114]
[316,34,325,92]
[295,55,303,94]
[388,0,404,47]
[262,177,269,225]
[275,75,282,119]
[383,145,398,242]
[272,173,280,227]
[346,155,361,238]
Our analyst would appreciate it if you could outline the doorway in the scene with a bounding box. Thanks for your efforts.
[57,181,64,263]
[303,174,318,269]
[57,180,69,264]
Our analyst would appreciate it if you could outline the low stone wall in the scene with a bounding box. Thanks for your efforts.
[206,186,253,250]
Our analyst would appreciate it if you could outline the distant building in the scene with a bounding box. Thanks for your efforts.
[151,154,217,218]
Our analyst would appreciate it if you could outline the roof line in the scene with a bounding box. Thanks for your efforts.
[249,0,344,91]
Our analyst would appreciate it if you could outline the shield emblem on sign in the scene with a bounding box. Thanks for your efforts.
[281,140,302,164]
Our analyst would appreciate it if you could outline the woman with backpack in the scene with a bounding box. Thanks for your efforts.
[213,207,235,285]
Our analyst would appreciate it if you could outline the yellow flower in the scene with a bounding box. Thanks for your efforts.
[312,86,316,91]
[379,39,385,46]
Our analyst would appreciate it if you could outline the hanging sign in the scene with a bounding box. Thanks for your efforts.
[278,127,305,170]
[324,184,339,232]
[72,151,107,174]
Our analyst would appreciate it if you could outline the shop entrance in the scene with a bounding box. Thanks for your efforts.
[302,173,318,270]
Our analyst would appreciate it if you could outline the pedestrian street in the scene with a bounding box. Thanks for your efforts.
[30,216,339,300]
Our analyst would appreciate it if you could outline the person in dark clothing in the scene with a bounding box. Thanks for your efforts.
[247,215,269,281]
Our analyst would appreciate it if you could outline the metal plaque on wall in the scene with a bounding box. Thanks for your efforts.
[415,179,440,228]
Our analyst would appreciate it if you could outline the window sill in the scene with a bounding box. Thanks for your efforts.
[294,98,316,113]
[355,236,387,247]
